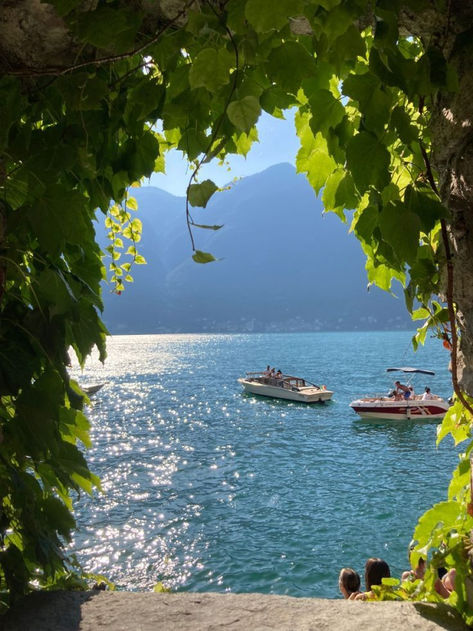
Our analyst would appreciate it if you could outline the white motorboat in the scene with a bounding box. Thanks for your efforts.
[349,367,450,421]
[238,372,333,403]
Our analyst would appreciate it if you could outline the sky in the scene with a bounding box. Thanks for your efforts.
[150,111,300,196]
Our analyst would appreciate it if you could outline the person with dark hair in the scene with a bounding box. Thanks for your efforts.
[394,380,410,400]
[401,540,425,582]
[422,387,431,400]
[338,568,361,599]
[355,558,391,600]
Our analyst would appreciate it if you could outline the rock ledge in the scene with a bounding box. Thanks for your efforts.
[0,591,468,631]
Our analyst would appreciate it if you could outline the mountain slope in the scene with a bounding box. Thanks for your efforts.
[99,164,411,333]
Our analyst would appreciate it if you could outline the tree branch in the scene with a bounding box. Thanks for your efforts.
[420,141,473,416]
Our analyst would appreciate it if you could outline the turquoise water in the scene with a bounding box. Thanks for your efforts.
[70,331,459,598]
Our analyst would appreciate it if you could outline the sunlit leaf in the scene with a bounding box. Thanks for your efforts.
[192,250,216,264]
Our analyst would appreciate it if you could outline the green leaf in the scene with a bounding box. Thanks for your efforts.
[308,90,345,135]
[232,128,259,157]
[153,581,171,593]
[245,0,304,32]
[414,500,463,544]
[405,185,448,233]
[227,96,261,133]
[188,180,218,208]
[353,205,379,242]
[74,7,142,53]
[125,81,166,123]
[391,106,418,145]
[379,202,421,264]
[189,48,233,92]
[382,577,400,587]
[267,42,317,95]
[127,132,160,178]
[331,25,365,69]
[342,72,392,132]
[192,250,216,264]
[448,456,471,501]
[322,169,357,215]
[260,86,296,116]
[366,260,398,292]
[346,132,391,194]
[437,400,473,446]
[191,223,223,231]
[412,307,430,320]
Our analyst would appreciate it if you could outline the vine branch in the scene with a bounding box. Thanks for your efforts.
[420,141,473,416]
[4,0,197,78]
[185,0,240,252]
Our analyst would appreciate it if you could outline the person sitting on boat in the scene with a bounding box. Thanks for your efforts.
[275,369,282,379]
[338,568,361,599]
[263,365,271,377]
[394,380,411,400]
[421,387,431,400]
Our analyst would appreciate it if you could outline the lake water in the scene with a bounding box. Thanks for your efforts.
[70,331,459,598]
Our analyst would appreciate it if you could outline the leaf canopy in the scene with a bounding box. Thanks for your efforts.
[0,0,470,620]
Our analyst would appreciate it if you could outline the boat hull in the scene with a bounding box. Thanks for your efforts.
[349,399,449,420]
[239,379,333,403]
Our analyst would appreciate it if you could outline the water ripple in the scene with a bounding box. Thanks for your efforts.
[70,332,458,597]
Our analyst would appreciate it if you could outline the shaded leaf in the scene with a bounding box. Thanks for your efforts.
[379,202,421,264]
[188,180,218,208]
[189,48,233,92]
[245,0,304,32]
[227,96,261,133]
[346,132,391,194]
[191,223,223,231]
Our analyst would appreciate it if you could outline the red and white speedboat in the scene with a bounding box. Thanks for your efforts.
[349,367,450,421]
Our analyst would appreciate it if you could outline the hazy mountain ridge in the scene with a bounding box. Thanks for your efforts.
[98,163,411,333]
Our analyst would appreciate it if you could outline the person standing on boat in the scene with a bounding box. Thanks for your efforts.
[394,380,411,399]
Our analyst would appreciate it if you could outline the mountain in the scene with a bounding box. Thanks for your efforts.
[96,163,411,333]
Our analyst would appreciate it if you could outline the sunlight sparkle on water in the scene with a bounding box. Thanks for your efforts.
[70,332,459,596]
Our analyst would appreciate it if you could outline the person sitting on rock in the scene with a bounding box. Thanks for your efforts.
[355,558,391,600]
[435,568,456,598]
[338,567,361,600]
[401,549,425,582]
